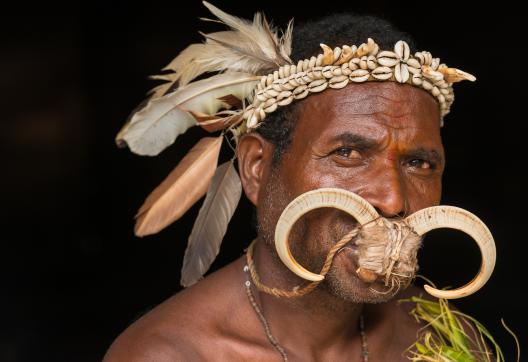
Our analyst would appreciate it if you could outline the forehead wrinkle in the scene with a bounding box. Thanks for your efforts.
[330,94,416,119]
[332,112,417,132]
[333,94,410,106]
[295,84,441,149]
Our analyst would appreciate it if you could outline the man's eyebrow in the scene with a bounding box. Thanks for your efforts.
[329,132,378,149]
[329,134,444,163]
[407,148,444,164]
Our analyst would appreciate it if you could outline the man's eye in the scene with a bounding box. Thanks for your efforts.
[334,147,361,159]
[408,159,433,169]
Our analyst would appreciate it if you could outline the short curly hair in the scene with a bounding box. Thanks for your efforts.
[255,13,416,165]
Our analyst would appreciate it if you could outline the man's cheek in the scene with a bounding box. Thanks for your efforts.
[408,179,442,209]
[289,213,346,270]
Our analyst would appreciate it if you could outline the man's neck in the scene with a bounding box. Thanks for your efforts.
[249,238,365,357]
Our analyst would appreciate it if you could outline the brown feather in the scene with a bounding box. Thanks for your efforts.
[181,161,242,287]
[217,94,243,108]
[189,110,242,133]
[134,136,223,236]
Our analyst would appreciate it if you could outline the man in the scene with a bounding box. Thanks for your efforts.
[104,7,487,362]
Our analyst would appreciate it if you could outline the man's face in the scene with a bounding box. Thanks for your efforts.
[256,82,445,303]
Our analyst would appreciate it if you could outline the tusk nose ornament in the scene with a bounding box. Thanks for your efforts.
[274,188,496,299]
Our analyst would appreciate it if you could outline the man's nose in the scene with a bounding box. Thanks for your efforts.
[360,167,408,218]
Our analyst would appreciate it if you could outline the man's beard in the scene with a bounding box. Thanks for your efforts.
[256,167,421,304]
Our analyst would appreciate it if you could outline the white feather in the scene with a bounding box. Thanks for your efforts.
[116,98,196,156]
[116,72,259,156]
[179,73,259,114]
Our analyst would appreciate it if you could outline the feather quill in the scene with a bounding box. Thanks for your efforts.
[134,136,223,236]
[116,72,258,156]
[181,160,242,287]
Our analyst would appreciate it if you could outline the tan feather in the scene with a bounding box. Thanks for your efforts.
[147,83,172,100]
[134,136,223,236]
[115,72,258,156]
[280,19,294,60]
[181,160,242,287]
[153,2,293,88]
[200,31,280,73]
[161,43,207,88]
[203,2,290,63]
[148,73,179,99]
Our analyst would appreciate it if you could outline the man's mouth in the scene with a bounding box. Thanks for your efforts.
[337,235,390,284]
[335,244,361,274]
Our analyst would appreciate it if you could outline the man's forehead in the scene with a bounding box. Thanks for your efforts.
[295,82,441,136]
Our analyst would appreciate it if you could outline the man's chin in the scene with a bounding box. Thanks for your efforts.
[324,272,404,304]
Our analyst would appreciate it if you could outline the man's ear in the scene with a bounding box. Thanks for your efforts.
[236,132,274,206]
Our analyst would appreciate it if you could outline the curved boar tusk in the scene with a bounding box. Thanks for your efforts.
[274,188,379,281]
[405,206,496,299]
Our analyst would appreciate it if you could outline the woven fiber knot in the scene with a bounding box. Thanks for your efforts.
[356,218,422,290]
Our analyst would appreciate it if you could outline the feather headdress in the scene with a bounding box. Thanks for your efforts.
[116,1,294,286]
[116,2,475,287]
[116,2,293,157]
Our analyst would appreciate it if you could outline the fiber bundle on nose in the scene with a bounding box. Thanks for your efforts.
[356,218,422,293]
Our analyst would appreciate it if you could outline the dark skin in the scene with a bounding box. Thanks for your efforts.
[104,82,445,361]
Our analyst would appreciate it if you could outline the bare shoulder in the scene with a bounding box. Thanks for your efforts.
[103,258,248,362]
[102,291,207,361]
[103,327,200,362]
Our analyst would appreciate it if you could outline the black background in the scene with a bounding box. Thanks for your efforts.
[1,1,526,361]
